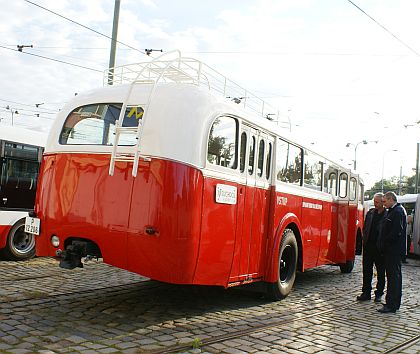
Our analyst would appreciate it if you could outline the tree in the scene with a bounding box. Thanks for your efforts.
[365,173,417,200]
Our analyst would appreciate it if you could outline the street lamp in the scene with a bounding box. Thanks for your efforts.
[381,149,398,192]
[346,140,368,170]
[5,106,19,126]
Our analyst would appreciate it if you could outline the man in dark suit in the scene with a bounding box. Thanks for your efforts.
[377,191,407,313]
[357,192,385,303]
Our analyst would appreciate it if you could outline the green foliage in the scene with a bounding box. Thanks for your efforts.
[365,173,418,199]
[191,338,203,349]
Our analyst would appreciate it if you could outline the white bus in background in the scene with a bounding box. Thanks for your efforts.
[399,193,420,257]
[364,193,420,256]
[0,126,46,260]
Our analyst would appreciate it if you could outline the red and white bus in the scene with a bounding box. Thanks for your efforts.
[32,52,364,299]
[0,126,46,260]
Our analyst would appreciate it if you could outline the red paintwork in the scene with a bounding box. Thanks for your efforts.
[0,225,12,248]
[346,203,358,261]
[35,153,360,288]
[36,153,203,284]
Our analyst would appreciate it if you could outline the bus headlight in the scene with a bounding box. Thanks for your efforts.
[51,235,60,248]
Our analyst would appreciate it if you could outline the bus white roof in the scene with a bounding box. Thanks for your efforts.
[45,52,354,174]
[0,125,47,147]
[45,81,353,174]
[397,193,419,204]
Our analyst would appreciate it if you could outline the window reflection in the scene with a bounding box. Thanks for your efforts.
[60,104,142,145]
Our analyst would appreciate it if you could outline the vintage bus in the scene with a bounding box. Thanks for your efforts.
[32,52,364,299]
[0,126,46,260]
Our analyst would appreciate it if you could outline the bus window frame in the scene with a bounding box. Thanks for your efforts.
[266,141,272,181]
[339,172,349,198]
[205,115,240,173]
[303,150,323,191]
[349,176,357,201]
[276,138,303,186]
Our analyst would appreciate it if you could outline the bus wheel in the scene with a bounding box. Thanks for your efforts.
[266,229,298,300]
[1,219,35,261]
[339,260,354,273]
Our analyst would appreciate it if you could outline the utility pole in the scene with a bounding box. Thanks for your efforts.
[108,0,121,85]
[6,106,18,126]
[415,143,419,193]
[398,165,402,195]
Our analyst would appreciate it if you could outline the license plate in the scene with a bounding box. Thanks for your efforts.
[25,216,40,235]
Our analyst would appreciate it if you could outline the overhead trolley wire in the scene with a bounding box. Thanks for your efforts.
[347,0,420,57]
[0,98,59,113]
[23,0,147,56]
[0,45,102,72]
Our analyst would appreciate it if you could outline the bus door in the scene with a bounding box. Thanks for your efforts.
[322,169,338,263]
[230,126,273,281]
[301,151,323,268]
[335,171,350,263]
[347,175,359,258]
[248,132,274,276]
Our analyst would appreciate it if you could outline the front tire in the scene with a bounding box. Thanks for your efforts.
[1,219,35,261]
[266,229,298,300]
[339,260,354,273]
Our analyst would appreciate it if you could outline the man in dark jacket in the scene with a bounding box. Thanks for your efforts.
[377,191,407,313]
[357,192,385,302]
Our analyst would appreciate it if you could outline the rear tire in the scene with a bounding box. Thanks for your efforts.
[1,219,35,261]
[266,229,298,300]
[339,260,354,273]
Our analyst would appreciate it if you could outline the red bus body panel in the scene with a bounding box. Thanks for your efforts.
[36,154,204,284]
[0,225,12,248]
[36,152,360,288]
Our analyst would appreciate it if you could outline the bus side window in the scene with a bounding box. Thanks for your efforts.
[323,165,337,195]
[304,151,322,191]
[257,139,265,177]
[349,177,357,201]
[359,182,364,202]
[239,132,247,173]
[276,139,302,185]
[266,142,272,180]
[207,116,238,169]
[339,172,348,198]
[248,136,256,175]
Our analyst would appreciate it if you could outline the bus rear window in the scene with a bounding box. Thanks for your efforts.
[60,104,143,145]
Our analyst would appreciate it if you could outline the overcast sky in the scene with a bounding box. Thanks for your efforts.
[1,0,420,189]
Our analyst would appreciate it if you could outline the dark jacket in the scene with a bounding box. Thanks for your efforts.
[377,203,407,256]
[363,208,384,246]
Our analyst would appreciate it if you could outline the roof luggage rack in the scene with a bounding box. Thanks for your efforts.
[106,50,290,177]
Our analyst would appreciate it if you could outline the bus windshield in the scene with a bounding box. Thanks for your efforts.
[59,103,143,146]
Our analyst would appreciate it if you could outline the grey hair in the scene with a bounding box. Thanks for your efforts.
[384,191,398,202]
[373,192,384,199]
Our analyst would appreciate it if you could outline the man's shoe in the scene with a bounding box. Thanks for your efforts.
[377,305,396,313]
[374,295,382,303]
[356,293,371,301]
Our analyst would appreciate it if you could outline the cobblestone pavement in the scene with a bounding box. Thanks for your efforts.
[0,256,418,354]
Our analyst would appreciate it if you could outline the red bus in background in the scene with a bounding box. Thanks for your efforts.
[31,52,364,299]
[0,126,46,260]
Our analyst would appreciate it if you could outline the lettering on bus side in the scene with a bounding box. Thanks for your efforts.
[277,196,288,206]
[302,201,323,210]
[215,184,237,205]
